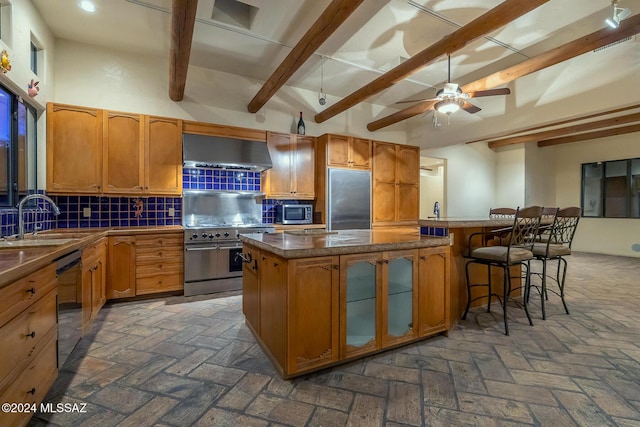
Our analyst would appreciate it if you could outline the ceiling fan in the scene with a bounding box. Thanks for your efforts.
[396,55,511,115]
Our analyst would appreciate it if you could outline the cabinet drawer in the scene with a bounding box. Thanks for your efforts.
[135,247,183,263]
[136,261,183,276]
[136,274,183,295]
[0,264,56,328]
[0,289,57,388]
[0,331,58,427]
[135,234,182,248]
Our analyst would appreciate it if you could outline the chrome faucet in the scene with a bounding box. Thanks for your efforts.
[433,201,441,219]
[17,194,61,240]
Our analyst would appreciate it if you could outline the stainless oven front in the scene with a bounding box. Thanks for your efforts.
[184,241,244,296]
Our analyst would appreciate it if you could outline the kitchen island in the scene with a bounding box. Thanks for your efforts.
[239,229,450,378]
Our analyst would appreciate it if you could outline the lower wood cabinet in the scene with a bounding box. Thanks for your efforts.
[82,238,107,334]
[0,264,58,427]
[107,235,137,299]
[242,244,449,378]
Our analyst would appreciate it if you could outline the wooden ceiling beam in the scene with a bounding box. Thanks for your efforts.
[488,112,640,149]
[169,0,198,102]
[247,0,365,113]
[315,0,550,124]
[368,12,640,132]
[465,103,640,145]
[538,123,640,147]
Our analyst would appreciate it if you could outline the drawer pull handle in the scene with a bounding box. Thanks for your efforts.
[26,288,36,295]
[27,331,36,338]
[28,388,36,395]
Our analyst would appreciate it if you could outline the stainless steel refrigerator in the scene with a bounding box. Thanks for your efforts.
[327,168,371,230]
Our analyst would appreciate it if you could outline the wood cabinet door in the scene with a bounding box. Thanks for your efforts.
[287,256,339,374]
[398,184,419,223]
[397,145,419,185]
[242,245,261,334]
[95,239,108,310]
[292,135,315,199]
[144,116,182,195]
[47,103,103,193]
[264,132,293,198]
[372,181,396,223]
[103,111,145,194]
[259,252,288,369]
[418,246,450,336]
[350,138,371,170]
[81,248,95,335]
[372,141,396,183]
[339,252,381,359]
[381,249,419,347]
[326,134,350,168]
[107,236,136,299]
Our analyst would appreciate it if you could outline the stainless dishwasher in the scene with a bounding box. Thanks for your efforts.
[55,250,82,368]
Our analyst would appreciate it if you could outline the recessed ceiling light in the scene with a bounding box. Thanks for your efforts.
[78,1,97,13]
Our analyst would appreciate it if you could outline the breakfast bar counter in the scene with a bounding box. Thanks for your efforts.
[239,229,451,378]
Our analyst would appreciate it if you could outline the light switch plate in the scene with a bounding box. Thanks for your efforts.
[83,207,91,218]
[168,207,175,217]
[449,232,454,246]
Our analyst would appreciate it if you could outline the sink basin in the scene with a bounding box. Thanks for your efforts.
[0,238,78,250]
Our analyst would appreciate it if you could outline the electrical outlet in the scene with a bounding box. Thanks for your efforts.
[83,207,91,218]
[168,207,175,217]
[449,232,454,246]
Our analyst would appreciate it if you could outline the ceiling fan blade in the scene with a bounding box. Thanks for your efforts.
[467,88,511,98]
[462,101,481,114]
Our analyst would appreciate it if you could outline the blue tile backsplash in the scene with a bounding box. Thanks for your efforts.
[0,166,311,236]
[183,167,260,191]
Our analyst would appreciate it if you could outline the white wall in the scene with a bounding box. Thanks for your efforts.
[494,145,524,209]
[422,143,495,217]
[553,133,640,258]
[524,141,556,207]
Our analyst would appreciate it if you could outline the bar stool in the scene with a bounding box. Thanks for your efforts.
[529,207,582,319]
[463,206,543,335]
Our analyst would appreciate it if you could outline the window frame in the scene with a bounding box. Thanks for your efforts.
[30,41,38,75]
[581,157,640,219]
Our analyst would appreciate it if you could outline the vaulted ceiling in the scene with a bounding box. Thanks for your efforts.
[33,0,640,147]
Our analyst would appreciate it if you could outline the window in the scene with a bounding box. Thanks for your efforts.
[582,158,640,218]
[0,84,37,207]
[30,41,37,74]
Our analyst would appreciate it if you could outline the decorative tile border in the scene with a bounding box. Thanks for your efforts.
[420,226,449,237]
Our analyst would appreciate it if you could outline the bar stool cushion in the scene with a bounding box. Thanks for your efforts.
[470,246,534,263]
[532,243,571,257]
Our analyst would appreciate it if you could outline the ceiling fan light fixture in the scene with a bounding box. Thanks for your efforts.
[435,98,464,115]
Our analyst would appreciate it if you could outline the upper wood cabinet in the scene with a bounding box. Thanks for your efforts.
[319,133,371,170]
[48,103,182,196]
[145,116,183,195]
[103,111,145,194]
[372,141,420,226]
[47,103,103,193]
[263,131,315,199]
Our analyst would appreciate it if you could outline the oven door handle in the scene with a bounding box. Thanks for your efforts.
[218,245,242,250]
[185,246,218,252]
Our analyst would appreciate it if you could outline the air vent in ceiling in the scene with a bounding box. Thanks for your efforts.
[211,0,258,30]
[593,35,635,52]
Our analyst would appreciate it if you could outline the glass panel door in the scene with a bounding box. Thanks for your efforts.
[345,260,376,348]
[387,257,414,338]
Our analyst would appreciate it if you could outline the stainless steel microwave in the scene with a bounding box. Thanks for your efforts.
[275,204,313,225]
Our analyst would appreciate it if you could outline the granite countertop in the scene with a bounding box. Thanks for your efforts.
[0,226,183,289]
[240,229,449,259]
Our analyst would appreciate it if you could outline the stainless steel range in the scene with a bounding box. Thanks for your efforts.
[182,190,274,296]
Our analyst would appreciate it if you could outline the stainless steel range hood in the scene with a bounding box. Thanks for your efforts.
[183,133,273,172]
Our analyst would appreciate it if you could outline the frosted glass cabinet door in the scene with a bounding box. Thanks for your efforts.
[340,253,380,358]
[383,250,418,346]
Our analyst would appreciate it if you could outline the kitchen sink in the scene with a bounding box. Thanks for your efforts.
[0,238,78,250]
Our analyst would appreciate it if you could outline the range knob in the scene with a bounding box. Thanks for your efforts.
[201,232,207,238]
[208,233,214,239]
[224,232,229,237]
[236,232,240,238]
[215,233,221,238]
[192,233,198,240]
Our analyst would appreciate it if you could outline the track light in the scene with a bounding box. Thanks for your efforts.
[605,0,631,29]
